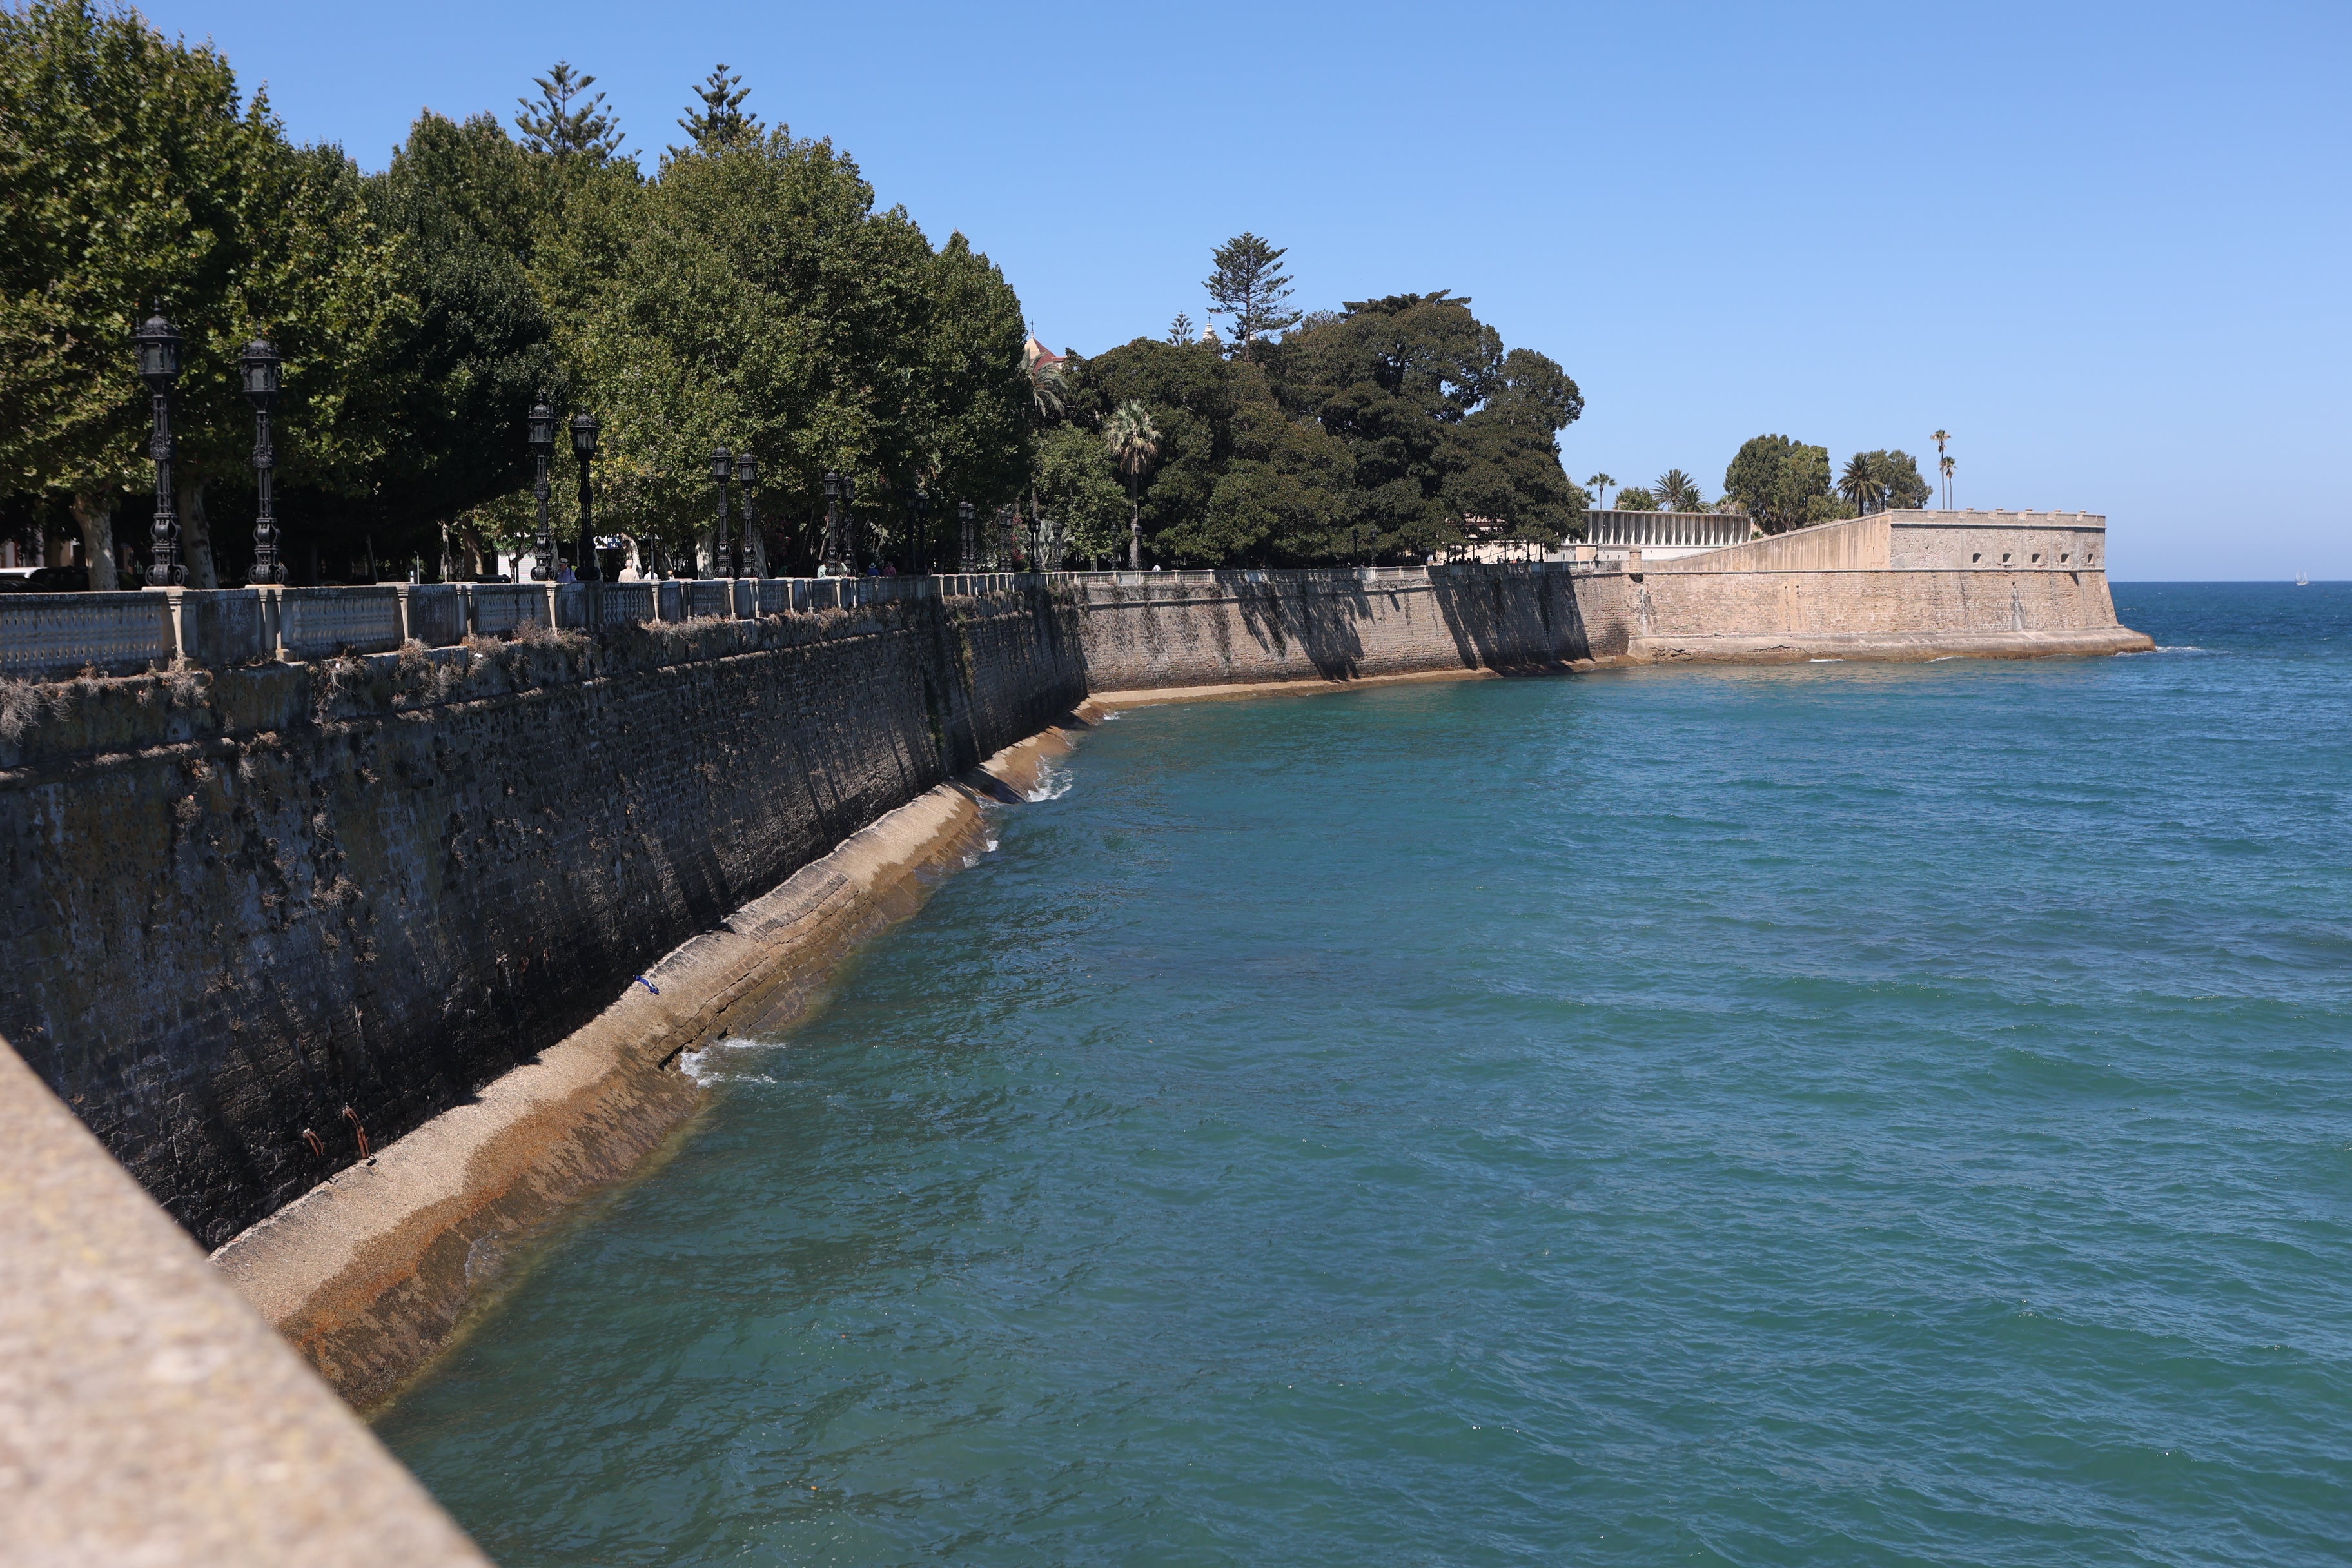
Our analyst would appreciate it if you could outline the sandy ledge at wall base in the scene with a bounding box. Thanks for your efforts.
[211,712,1098,1411]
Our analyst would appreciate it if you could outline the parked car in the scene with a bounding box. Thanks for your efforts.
[21,565,90,591]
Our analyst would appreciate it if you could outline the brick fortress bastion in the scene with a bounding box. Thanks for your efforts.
[0,511,2145,1436]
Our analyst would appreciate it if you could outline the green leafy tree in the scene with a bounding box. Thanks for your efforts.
[515,61,623,161]
[1032,424,1128,567]
[1613,485,1658,510]
[1166,311,1193,344]
[360,111,562,560]
[1103,398,1160,569]
[1271,291,1583,556]
[675,64,759,153]
[1723,434,1840,534]
[567,126,1023,572]
[1061,337,1357,567]
[1871,449,1931,510]
[1654,469,1703,511]
[918,235,1032,564]
[1203,231,1301,360]
[1585,473,1614,507]
[0,0,285,583]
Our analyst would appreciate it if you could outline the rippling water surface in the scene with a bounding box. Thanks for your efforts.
[380,584,2352,1566]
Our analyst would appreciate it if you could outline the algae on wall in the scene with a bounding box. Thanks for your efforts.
[0,589,1085,1246]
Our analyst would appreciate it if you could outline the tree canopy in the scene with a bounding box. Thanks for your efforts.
[2,25,1603,582]
[1723,435,1839,534]
[0,12,1034,582]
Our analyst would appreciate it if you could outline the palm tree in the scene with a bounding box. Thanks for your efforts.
[1586,473,1615,509]
[1104,400,1161,570]
[1931,430,1950,508]
[1655,469,1703,511]
[1836,454,1886,515]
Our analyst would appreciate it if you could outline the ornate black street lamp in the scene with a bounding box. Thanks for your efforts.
[957,500,975,571]
[734,451,758,578]
[133,312,183,587]
[710,446,732,578]
[821,471,845,576]
[527,398,556,580]
[240,338,284,583]
[571,412,601,582]
[998,505,1017,571]
[844,475,859,571]
[908,488,930,574]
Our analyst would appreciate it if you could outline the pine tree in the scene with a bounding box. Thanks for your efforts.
[676,64,761,152]
[1202,232,1302,359]
[514,61,622,159]
[1168,311,1193,344]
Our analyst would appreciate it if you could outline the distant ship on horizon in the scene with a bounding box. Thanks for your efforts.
[2297,570,2310,586]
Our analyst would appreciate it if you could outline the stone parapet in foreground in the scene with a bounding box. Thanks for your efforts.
[0,1032,489,1566]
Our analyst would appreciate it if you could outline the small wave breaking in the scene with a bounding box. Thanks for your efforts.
[1023,761,1075,802]
[679,1035,778,1087]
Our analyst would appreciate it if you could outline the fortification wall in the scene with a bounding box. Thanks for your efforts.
[1622,565,2139,659]
[0,587,1085,1248]
[1070,564,1629,691]
[1070,542,2143,684]
[1622,511,2142,659]
[1886,511,2108,571]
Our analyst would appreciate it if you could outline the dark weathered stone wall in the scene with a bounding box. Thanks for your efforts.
[0,589,1084,1247]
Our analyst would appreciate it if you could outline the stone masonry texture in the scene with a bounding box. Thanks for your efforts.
[3,551,2139,1248]
[0,589,1085,1248]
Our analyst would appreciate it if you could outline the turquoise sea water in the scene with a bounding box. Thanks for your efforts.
[379,585,2352,1566]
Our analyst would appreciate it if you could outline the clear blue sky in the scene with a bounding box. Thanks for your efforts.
[137,0,2348,579]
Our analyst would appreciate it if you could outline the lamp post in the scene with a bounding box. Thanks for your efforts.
[571,413,601,582]
[845,475,859,571]
[734,451,758,578]
[710,446,732,578]
[998,505,1016,571]
[821,471,845,576]
[908,488,930,574]
[133,312,183,588]
[239,338,284,584]
[527,399,556,580]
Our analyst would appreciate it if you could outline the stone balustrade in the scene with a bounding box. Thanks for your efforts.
[0,573,1039,681]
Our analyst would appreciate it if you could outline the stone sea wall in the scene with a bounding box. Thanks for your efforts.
[0,585,1085,1248]
[1070,563,1630,691]
[1066,513,2144,689]
[1,536,2145,1256]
